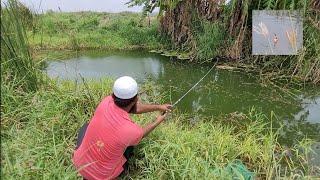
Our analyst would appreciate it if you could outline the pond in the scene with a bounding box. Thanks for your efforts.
[45,50,320,145]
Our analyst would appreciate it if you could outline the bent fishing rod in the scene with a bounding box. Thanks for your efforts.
[163,60,218,115]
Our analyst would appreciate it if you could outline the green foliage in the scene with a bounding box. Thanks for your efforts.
[1,79,112,179]
[194,22,227,61]
[29,12,164,50]
[1,0,41,92]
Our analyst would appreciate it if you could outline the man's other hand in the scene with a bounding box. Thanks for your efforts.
[156,112,168,122]
[158,104,172,112]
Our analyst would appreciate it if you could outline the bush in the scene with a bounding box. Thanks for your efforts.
[195,22,226,61]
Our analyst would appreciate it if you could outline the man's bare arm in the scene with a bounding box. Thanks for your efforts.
[131,101,172,114]
[142,113,167,138]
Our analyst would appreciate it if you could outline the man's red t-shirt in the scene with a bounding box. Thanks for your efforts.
[73,96,143,179]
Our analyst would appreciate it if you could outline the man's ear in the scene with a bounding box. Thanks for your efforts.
[129,96,139,114]
[129,102,137,114]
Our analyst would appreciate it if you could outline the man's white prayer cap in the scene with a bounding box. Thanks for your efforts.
[113,76,138,99]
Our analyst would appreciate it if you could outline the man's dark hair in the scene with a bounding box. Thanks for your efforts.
[112,93,137,108]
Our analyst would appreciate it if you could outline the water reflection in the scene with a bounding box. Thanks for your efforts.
[295,97,320,124]
[46,56,163,81]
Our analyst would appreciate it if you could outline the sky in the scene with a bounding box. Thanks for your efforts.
[1,0,233,13]
[1,0,143,13]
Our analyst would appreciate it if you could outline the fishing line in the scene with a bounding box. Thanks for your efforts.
[170,60,218,109]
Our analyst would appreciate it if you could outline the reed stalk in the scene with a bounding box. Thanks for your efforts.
[1,0,41,92]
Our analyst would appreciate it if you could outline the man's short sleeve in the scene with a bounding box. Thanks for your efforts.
[121,123,144,146]
[130,126,143,146]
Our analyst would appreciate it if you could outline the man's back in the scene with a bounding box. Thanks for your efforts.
[73,96,143,179]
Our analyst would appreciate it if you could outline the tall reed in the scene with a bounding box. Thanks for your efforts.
[1,0,41,92]
[253,21,274,54]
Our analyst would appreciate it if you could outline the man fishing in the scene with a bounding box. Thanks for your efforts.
[72,76,172,179]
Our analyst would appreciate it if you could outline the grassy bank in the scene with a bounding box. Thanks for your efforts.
[28,12,167,51]
[1,79,318,179]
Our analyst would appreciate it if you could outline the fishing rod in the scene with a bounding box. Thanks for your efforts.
[164,60,218,114]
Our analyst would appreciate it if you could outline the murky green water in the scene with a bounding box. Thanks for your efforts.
[45,51,320,145]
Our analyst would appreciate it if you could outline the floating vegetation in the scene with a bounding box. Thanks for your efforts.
[160,50,191,60]
[161,50,179,57]
[216,65,238,70]
[177,52,192,60]
[149,49,164,54]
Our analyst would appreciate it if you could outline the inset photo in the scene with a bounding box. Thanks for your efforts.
[252,10,303,55]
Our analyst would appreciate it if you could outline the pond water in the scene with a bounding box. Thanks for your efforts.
[45,51,320,145]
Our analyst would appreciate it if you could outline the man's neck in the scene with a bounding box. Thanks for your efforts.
[122,106,131,113]
[122,104,135,113]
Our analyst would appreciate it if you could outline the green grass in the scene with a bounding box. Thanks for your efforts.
[194,22,227,62]
[29,12,165,50]
[1,0,42,92]
[1,78,317,179]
